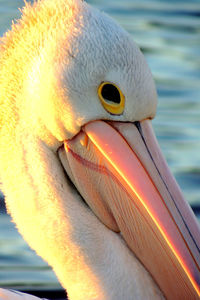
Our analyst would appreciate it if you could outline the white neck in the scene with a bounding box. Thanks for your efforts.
[1,134,164,299]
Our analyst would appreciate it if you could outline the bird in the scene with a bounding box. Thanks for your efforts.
[0,0,200,299]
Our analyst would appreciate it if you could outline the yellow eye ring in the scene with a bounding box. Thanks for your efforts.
[98,82,125,115]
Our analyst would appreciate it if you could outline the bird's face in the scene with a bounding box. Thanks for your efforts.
[28,3,157,145]
[1,1,199,299]
[59,12,157,135]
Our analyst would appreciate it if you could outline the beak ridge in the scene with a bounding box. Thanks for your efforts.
[59,119,200,299]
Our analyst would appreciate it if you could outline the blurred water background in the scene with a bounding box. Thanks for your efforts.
[0,0,200,293]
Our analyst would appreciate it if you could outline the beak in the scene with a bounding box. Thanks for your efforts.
[58,119,200,299]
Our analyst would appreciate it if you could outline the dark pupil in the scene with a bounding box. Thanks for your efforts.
[101,84,121,104]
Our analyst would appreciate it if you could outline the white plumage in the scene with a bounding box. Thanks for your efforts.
[0,1,199,300]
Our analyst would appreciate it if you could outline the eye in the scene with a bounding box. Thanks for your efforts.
[98,82,125,115]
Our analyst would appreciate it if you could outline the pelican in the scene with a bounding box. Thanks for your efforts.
[0,0,200,299]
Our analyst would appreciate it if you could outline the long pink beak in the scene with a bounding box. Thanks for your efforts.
[58,119,200,299]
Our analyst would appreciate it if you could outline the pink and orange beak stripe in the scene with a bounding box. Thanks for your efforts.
[60,119,200,299]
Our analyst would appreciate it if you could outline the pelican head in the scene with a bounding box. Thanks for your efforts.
[0,0,199,299]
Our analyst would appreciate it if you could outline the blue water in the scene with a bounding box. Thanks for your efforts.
[0,0,200,291]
